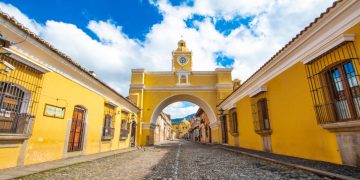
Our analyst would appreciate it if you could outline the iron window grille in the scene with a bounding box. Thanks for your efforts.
[305,41,360,124]
[102,115,114,140]
[0,55,43,136]
[229,109,238,134]
[251,92,271,134]
[120,119,128,140]
[102,103,115,140]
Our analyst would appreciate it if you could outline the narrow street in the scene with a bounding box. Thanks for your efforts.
[20,140,330,180]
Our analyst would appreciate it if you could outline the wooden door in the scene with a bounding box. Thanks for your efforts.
[221,115,228,144]
[68,107,86,152]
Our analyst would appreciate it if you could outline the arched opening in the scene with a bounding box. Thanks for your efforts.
[150,94,217,145]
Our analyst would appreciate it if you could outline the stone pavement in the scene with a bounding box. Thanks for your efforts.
[14,140,335,180]
[0,147,136,180]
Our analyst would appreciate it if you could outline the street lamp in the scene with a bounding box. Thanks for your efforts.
[219,108,225,116]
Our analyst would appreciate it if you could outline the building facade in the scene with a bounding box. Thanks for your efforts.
[154,112,172,144]
[0,12,140,170]
[172,119,190,139]
[196,108,211,143]
[218,0,360,167]
[188,116,200,142]
[129,40,233,146]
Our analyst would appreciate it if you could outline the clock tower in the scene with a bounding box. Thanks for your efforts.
[172,40,192,72]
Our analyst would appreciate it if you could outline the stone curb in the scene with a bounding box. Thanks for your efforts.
[219,146,357,180]
[0,147,138,180]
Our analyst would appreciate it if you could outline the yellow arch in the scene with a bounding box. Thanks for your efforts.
[150,94,217,126]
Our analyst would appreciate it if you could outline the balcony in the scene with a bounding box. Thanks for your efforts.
[120,129,128,140]
[0,113,35,140]
[102,127,115,140]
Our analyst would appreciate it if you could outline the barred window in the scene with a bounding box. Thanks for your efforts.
[121,120,127,129]
[305,42,360,124]
[257,99,271,130]
[229,110,238,134]
[102,103,115,140]
[251,92,271,134]
[0,56,43,135]
[120,119,128,140]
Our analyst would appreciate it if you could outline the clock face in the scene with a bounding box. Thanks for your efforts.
[177,56,188,66]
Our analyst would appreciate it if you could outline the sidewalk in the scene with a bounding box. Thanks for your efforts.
[218,145,360,180]
[0,147,137,180]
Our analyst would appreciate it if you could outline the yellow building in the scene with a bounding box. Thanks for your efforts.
[172,119,191,139]
[218,0,360,167]
[0,12,140,170]
[129,40,234,146]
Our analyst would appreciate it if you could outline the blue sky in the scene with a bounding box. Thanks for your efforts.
[1,0,162,41]
[0,0,335,118]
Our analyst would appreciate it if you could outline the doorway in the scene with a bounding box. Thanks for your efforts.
[68,106,86,152]
[130,121,136,147]
[221,115,228,144]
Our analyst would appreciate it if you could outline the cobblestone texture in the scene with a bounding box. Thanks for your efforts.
[19,140,332,180]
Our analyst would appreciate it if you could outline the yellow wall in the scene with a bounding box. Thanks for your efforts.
[266,62,340,163]
[23,72,132,165]
[0,18,139,170]
[236,97,263,150]
[210,128,220,143]
[233,23,360,164]
[0,144,21,169]
[234,62,341,163]
[131,70,232,145]
[345,22,360,56]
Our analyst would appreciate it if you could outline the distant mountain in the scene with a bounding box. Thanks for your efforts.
[171,113,195,125]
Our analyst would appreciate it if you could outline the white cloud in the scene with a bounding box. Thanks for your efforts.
[0,2,42,34]
[163,102,199,119]
[0,0,336,96]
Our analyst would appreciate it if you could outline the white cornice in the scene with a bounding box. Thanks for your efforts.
[249,87,267,98]
[218,0,360,110]
[144,70,217,75]
[130,84,145,89]
[143,86,217,91]
[3,47,51,73]
[130,84,217,91]
[216,83,233,89]
[192,71,216,75]
[302,34,355,64]
[145,71,173,75]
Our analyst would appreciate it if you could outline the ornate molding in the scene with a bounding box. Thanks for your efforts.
[216,83,233,89]
[143,86,217,91]
[130,84,145,89]
[302,34,355,64]
[321,120,360,132]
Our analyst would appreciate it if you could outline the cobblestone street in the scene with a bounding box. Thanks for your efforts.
[20,140,331,180]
